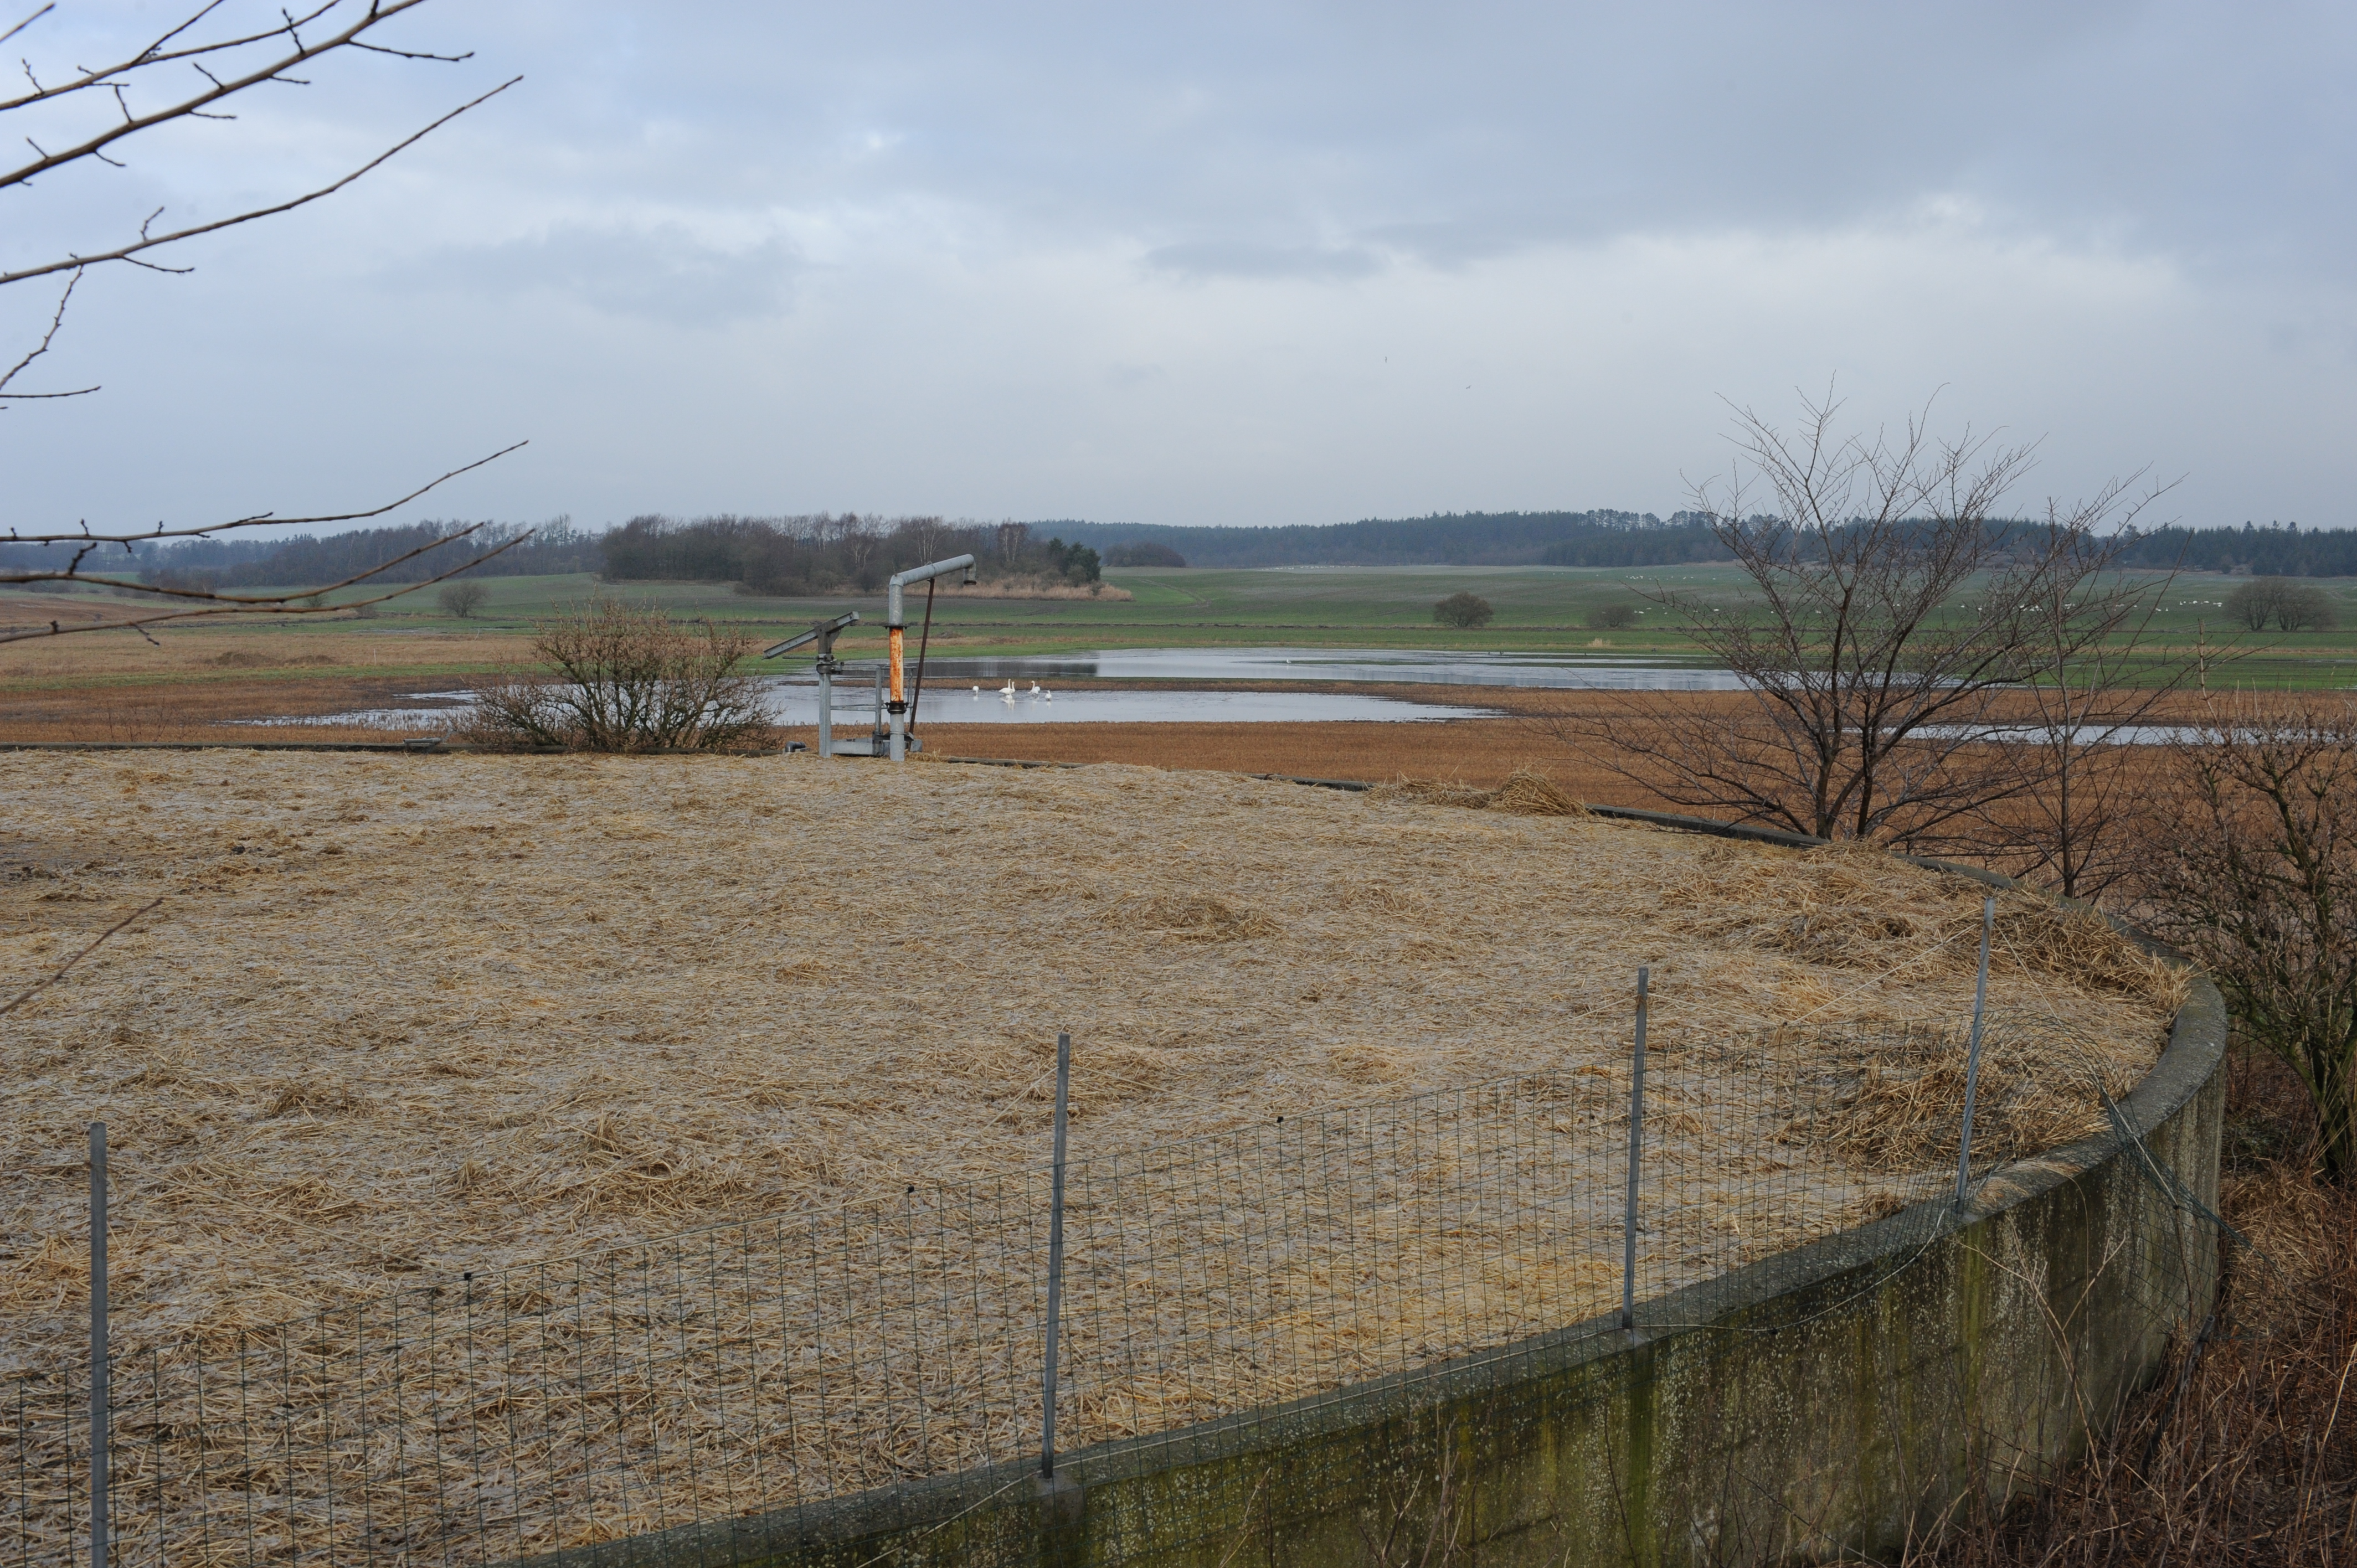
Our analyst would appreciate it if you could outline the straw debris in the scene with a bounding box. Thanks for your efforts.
[0,750,2176,1390]
[1119,893,1281,941]
[1372,766,1587,816]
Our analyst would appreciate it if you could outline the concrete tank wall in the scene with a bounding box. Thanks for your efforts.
[563,972,2224,1568]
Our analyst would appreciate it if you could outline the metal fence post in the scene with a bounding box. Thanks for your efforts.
[89,1122,108,1568]
[1040,1031,1072,1479]
[1954,895,1995,1206]
[1620,968,1649,1333]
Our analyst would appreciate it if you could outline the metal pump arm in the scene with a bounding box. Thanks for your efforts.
[763,611,861,661]
[884,555,977,761]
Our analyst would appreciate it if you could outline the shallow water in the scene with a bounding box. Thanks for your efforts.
[786,684,1500,725]
[233,645,1751,730]
[251,684,1504,729]
[886,646,1748,690]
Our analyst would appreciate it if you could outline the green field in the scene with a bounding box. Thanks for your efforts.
[380,565,2357,685]
[17,563,2357,688]
[342,565,1712,655]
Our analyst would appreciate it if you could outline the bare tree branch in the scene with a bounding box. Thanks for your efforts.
[0,3,526,653]
[19,510,497,600]
[0,896,164,1018]
[1952,481,2239,901]
[0,523,533,644]
[1,73,521,289]
[0,441,530,638]
[0,5,56,51]
[0,265,96,398]
[3,2,394,118]
[2,440,524,553]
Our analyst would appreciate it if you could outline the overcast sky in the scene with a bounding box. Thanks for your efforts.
[4,1,2353,536]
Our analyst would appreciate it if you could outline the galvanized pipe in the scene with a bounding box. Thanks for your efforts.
[1041,1032,1072,1477]
[89,1122,107,1568]
[1620,968,1649,1333]
[1955,895,1995,1206]
[814,660,833,758]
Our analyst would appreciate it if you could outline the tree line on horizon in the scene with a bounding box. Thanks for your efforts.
[7,510,2354,592]
[1054,513,2357,575]
[593,514,1101,592]
[1043,510,1737,568]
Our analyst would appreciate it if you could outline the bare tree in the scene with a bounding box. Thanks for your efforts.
[2151,695,2357,1180]
[1959,484,2211,902]
[1552,388,2171,850]
[1,1,524,635]
[839,513,883,590]
[465,601,771,752]
[2225,577,2337,634]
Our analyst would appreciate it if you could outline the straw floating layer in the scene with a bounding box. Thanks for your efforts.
[0,751,2174,1376]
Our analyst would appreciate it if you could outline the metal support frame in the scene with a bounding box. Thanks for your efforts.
[763,613,863,759]
[884,555,976,761]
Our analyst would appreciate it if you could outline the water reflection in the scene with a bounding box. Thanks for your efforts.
[243,683,1504,729]
[237,646,1753,731]
[779,684,1502,725]
[861,646,1748,690]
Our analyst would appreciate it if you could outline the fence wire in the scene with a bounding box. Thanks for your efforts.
[3,1018,2125,1568]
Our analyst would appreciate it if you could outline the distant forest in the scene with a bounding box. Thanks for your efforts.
[1044,511,1733,568]
[0,519,599,590]
[6,511,2353,588]
[2104,522,2357,577]
[595,515,1100,594]
[1059,513,2357,575]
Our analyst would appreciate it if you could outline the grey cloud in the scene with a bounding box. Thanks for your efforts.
[406,223,800,328]
[9,1,2356,535]
[1143,241,1386,281]
[465,3,2357,288]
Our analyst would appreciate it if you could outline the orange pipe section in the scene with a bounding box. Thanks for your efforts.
[888,626,906,703]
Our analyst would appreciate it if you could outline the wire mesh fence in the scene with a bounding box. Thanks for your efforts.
[3,1011,2103,1568]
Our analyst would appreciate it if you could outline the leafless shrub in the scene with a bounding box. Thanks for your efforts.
[2149,695,2357,1180]
[462,601,771,752]
[437,581,490,618]
[1584,601,1637,630]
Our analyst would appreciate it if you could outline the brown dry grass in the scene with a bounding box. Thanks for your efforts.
[1909,1045,2357,1567]
[0,654,1696,802]
[0,623,524,744]
[1370,766,1588,817]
